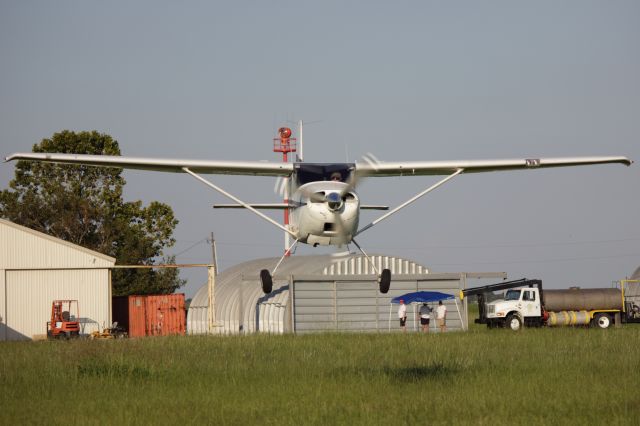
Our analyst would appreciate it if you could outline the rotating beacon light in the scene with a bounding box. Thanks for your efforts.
[273,127,296,256]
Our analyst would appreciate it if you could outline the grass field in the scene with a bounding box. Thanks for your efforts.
[1,327,639,425]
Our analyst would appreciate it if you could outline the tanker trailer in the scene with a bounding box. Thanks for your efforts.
[543,288,623,329]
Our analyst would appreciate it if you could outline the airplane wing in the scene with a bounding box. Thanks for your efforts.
[354,156,632,176]
[6,153,631,177]
[4,153,294,177]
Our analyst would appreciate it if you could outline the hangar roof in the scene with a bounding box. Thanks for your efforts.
[0,219,115,268]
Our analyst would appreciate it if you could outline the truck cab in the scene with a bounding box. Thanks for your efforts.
[486,288,542,330]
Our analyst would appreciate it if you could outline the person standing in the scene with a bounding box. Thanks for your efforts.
[419,303,432,333]
[398,299,407,332]
[436,300,447,333]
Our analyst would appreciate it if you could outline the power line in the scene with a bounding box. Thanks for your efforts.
[429,252,640,267]
[367,237,640,251]
[172,238,208,257]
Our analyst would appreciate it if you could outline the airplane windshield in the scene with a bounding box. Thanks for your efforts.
[505,290,521,301]
[294,163,354,185]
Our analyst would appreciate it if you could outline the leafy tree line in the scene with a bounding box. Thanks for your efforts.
[0,130,185,295]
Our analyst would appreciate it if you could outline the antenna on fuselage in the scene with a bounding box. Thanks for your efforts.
[298,119,304,162]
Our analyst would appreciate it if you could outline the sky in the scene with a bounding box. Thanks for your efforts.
[1,1,639,298]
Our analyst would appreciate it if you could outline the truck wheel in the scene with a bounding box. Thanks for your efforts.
[505,314,522,331]
[592,313,611,329]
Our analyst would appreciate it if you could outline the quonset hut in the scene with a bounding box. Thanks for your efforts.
[188,253,479,335]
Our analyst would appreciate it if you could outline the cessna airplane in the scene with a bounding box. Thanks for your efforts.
[5,129,632,294]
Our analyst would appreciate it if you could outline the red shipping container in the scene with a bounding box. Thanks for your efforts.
[112,294,186,337]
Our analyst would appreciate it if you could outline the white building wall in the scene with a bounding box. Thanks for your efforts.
[5,270,111,339]
[1,220,114,340]
[0,269,5,339]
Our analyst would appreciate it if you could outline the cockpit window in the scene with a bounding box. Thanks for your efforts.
[294,163,354,186]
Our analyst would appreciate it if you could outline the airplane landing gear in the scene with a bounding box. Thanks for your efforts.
[260,269,273,294]
[260,239,301,294]
[379,269,391,294]
[351,239,392,294]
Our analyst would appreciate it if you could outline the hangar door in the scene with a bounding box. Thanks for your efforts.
[291,273,465,334]
[2,269,111,341]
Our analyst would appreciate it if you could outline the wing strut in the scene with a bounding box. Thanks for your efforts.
[355,168,464,237]
[182,167,298,238]
[271,238,301,275]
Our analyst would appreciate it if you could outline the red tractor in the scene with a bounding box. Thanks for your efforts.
[47,300,80,339]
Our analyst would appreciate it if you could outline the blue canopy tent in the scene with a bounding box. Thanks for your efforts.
[388,291,464,332]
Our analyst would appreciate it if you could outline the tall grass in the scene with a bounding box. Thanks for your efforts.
[1,327,639,425]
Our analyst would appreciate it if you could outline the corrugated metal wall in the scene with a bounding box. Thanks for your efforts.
[114,294,186,337]
[1,220,114,340]
[4,270,111,339]
[292,275,464,333]
[187,254,467,335]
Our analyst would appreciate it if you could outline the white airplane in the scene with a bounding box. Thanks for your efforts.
[5,130,632,294]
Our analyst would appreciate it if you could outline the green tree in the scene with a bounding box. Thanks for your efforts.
[0,130,185,295]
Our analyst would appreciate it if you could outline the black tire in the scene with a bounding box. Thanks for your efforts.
[260,269,273,294]
[505,314,522,331]
[379,269,391,294]
[592,313,612,329]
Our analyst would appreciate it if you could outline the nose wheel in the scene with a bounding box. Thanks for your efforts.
[379,269,391,293]
[260,269,273,294]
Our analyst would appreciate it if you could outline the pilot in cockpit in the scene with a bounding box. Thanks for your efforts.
[329,172,343,182]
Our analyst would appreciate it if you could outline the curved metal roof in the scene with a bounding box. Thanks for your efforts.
[187,253,429,335]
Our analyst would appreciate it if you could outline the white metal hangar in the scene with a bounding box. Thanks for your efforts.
[188,253,504,335]
[0,219,114,341]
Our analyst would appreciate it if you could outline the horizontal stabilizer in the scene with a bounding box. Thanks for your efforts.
[213,203,289,210]
[361,205,389,210]
[213,203,389,210]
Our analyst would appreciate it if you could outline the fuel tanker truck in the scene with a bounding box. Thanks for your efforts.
[460,279,640,331]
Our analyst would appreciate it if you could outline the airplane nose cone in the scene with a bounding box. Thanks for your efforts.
[327,192,342,211]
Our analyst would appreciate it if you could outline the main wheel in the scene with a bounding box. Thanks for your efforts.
[260,269,273,294]
[505,314,522,331]
[379,269,391,294]
[592,313,612,329]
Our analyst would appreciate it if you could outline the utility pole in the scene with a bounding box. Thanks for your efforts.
[208,232,218,275]
[207,231,218,333]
